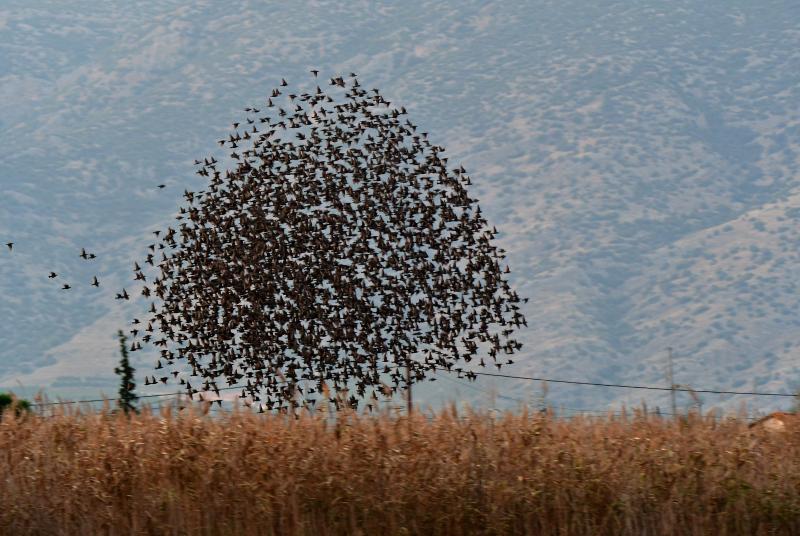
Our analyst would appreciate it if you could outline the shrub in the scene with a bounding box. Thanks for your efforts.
[0,392,31,419]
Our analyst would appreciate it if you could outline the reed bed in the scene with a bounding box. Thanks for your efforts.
[1,404,798,535]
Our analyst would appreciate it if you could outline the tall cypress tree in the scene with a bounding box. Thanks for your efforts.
[114,330,138,414]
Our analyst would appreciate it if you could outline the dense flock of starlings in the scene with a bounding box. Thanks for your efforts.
[4,71,526,412]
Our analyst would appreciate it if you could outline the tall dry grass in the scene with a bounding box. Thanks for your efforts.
[1,404,799,535]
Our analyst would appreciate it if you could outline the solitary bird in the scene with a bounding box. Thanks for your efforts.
[5,242,12,251]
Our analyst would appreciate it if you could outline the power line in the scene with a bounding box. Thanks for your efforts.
[435,371,688,418]
[29,384,244,407]
[451,369,797,398]
[21,365,797,409]
[433,370,527,404]
[434,371,687,417]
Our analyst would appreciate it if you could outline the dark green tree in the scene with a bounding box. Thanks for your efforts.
[114,330,138,414]
[0,392,31,419]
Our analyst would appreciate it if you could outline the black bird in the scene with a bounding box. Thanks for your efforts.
[124,70,526,413]
[62,284,71,290]
[91,276,100,287]
[5,242,12,251]
[48,272,57,278]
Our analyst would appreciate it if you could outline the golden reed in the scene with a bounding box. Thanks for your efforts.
[1,404,798,535]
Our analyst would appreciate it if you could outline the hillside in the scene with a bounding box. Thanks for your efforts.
[1,0,799,412]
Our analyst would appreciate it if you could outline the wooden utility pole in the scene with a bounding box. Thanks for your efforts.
[666,347,677,416]
[405,362,413,414]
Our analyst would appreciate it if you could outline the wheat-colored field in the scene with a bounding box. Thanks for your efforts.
[1,403,798,535]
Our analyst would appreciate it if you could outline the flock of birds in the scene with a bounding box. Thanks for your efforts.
[5,242,98,290]
[5,71,526,413]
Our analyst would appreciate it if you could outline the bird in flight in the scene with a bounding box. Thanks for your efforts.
[120,70,526,412]
[62,284,71,290]
[91,276,100,287]
[48,272,57,279]
[5,242,12,251]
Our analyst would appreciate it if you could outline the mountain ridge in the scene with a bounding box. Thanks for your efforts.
[2,0,799,414]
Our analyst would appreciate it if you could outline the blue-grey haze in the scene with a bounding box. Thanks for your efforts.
[1,0,800,414]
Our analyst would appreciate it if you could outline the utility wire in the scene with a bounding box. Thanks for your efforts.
[23,365,797,408]
[29,384,244,407]
[449,369,797,398]
[433,370,527,404]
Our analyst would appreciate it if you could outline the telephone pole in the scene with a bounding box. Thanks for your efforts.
[405,362,413,414]
[666,347,677,416]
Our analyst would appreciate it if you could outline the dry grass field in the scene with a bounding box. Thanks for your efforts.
[1,404,799,535]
